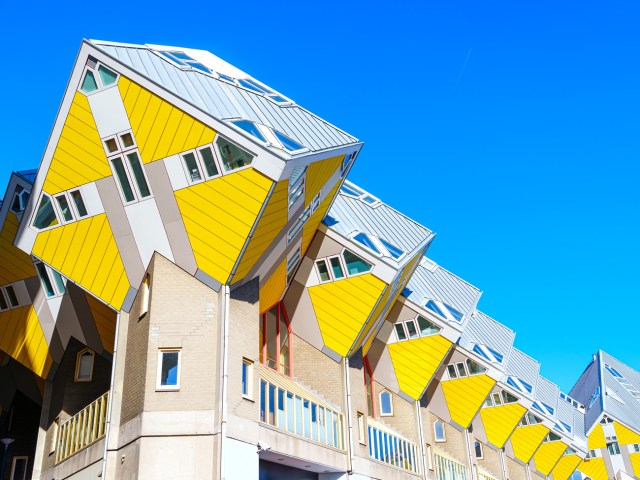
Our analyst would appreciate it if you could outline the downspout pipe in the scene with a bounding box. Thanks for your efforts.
[218,285,231,479]
[343,357,354,474]
[101,311,121,479]
[415,400,429,479]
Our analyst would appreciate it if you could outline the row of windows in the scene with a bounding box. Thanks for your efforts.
[394,315,441,342]
[35,261,66,298]
[231,119,306,154]
[605,363,640,401]
[483,389,519,408]
[32,189,89,230]
[0,285,20,311]
[472,344,504,365]
[79,58,118,95]
[560,392,585,411]
[368,423,419,473]
[315,249,372,283]
[259,303,291,377]
[446,359,486,380]
[518,412,543,427]
[104,131,151,204]
[287,193,320,245]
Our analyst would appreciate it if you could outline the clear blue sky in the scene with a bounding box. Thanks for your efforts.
[1,0,638,392]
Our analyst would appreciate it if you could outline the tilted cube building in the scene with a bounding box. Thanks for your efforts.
[0,40,638,480]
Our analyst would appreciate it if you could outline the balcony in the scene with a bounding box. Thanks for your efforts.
[367,417,419,473]
[56,391,109,464]
[433,448,470,480]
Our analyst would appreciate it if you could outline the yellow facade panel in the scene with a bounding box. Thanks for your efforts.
[0,212,36,285]
[551,454,582,480]
[388,334,452,400]
[510,424,550,463]
[304,154,344,205]
[614,421,640,445]
[441,374,496,428]
[301,181,341,256]
[588,424,607,450]
[0,306,51,378]
[630,452,640,478]
[259,260,286,312]
[308,274,386,357]
[42,92,111,195]
[578,457,608,480]
[480,403,527,448]
[533,441,567,476]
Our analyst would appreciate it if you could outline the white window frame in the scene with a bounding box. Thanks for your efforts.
[9,456,28,480]
[314,248,373,284]
[79,59,119,96]
[357,412,366,444]
[242,358,254,400]
[1,285,21,309]
[74,348,95,383]
[286,246,302,285]
[434,419,446,442]
[104,131,152,205]
[0,288,10,311]
[287,205,310,244]
[34,260,66,298]
[180,145,223,185]
[157,349,181,391]
[214,134,257,174]
[327,255,346,280]
[9,185,30,215]
[379,390,394,416]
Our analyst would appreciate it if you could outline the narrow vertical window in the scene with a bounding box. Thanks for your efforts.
[70,190,88,217]
[112,157,136,203]
[126,152,151,198]
[35,262,65,297]
[75,348,95,382]
[199,146,219,178]
[55,194,74,222]
[364,357,375,417]
[182,152,203,182]
[286,247,301,285]
[32,194,59,230]
[0,290,8,310]
[5,286,19,308]
[260,303,292,376]
[357,412,366,444]
[139,274,150,318]
[315,260,331,282]
[474,441,483,459]
[242,358,253,399]
[9,456,28,480]
[157,349,181,390]
[329,257,345,279]
[434,420,446,442]
[379,390,393,416]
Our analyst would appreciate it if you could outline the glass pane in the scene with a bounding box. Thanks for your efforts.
[0,291,7,310]
[353,232,381,254]
[241,362,247,395]
[379,238,404,259]
[217,72,235,83]
[303,400,311,438]
[10,457,27,480]
[447,364,457,379]
[316,260,331,282]
[56,195,73,222]
[71,191,88,217]
[456,363,467,377]
[434,421,445,440]
[326,409,334,446]
[405,320,418,338]
[170,51,193,61]
[51,269,66,295]
[273,130,305,152]
[444,303,464,322]
[287,392,294,433]
[260,381,266,422]
[417,315,440,335]
[198,147,219,177]
[5,286,18,307]
[342,250,372,275]
[36,262,55,297]
[160,351,179,386]
[120,132,134,148]
[231,120,267,142]
[492,393,502,405]
[311,404,319,441]
[81,70,98,92]
[295,396,303,435]
[395,324,407,341]
[98,65,118,86]
[329,257,344,279]
[217,137,254,172]
[265,306,278,369]
[277,388,286,428]
[126,152,151,198]
[187,61,211,73]
[182,152,202,182]
[425,300,446,318]
[78,352,93,379]
[269,95,288,103]
[380,391,392,415]
[238,78,267,93]
[467,359,486,375]
[268,384,275,425]
[105,138,119,153]
[112,157,135,202]
[318,406,326,443]
[32,195,59,229]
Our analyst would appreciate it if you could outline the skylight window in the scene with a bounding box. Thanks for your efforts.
[352,232,405,262]
[473,344,504,364]
[354,233,381,255]
[444,304,464,322]
[379,238,404,260]
[507,376,533,394]
[231,120,267,143]
[605,364,623,378]
[604,364,640,403]
[555,421,573,434]
[217,72,235,83]
[532,401,555,417]
[425,300,446,319]
[341,183,365,197]
[589,386,600,409]
[273,130,305,152]
[160,51,211,73]
[238,78,269,93]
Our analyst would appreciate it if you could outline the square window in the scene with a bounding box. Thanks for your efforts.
[120,132,134,148]
[157,349,181,390]
[105,138,119,153]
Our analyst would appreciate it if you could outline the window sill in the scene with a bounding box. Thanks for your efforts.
[242,394,255,403]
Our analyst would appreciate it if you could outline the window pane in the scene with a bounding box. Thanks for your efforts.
[105,138,119,153]
[81,70,98,92]
[126,152,151,198]
[51,270,66,295]
[342,250,372,275]
[447,364,458,379]
[273,129,305,152]
[36,263,55,297]
[199,147,219,177]
[217,137,254,171]
[279,312,290,376]
[395,324,407,341]
[316,260,331,282]
[78,352,93,380]
[380,391,393,415]
[286,392,294,433]
[182,152,202,182]
[265,307,278,369]
[231,120,267,142]
[425,300,446,318]
[98,65,118,86]
[33,195,59,229]
[268,384,276,425]
[260,381,267,422]
[10,457,27,480]
[303,400,311,438]
[434,421,445,441]
[277,389,285,428]
[160,351,179,386]
[318,406,326,443]
[71,190,88,217]
[456,363,467,377]
[112,157,136,202]
[417,315,441,335]
[56,195,73,222]
[329,257,345,279]
[5,286,18,307]
[353,232,381,254]
[237,78,267,93]
[311,404,319,441]
[295,396,303,435]
[0,291,7,310]
[120,132,134,148]
[379,238,404,259]
[467,359,486,375]
[241,362,248,395]
[405,320,418,339]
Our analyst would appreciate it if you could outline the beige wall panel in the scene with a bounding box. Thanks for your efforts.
[284,280,324,352]
[366,339,400,394]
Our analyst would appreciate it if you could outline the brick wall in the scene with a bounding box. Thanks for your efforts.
[506,455,528,480]
[292,335,343,408]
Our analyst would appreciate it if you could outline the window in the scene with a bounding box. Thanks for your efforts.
[10,185,29,215]
[604,363,640,403]
[315,249,371,283]
[340,152,357,177]
[357,412,366,444]
[9,456,28,480]
[32,194,59,229]
[286,247,301,285]
[139,274,150,318]
[35,261,66,297]
[484,389,519,407]
[425,300,446,318]
[259,303,291,376]
[507,376,533,394]
[474,441,483,459]
[600,415,614,424]
[104,132,151,204]
[379,390,393,416]
[555,421,573,434]
[352,232,405,260]
[434,420,446,442]
[632,444,640,453]
[559,392,585,410]
[232,119,267,142]
[589,386,601,409]
[273,130,305,152]
[75,348,94,382]
[31,189,89,230]
[364,357,375,417]
[0,289,8,311]
[532,401,555,416]
[0,285,20,310]
[342,250,372,275]
[446,359,487,379]
[425,299,464,323]
[216,136,254,172]
[544,432,562,443]
[79,58,118,94]
[157,349,181,390]
[242,358,253,399]
[394,315,441,342]
[607,442,621,456]
[518,412,543,426]
[288,166,307,210]
[181,146,221,184]
[473,344,504,364]
[287,206,310,244]
[354,232,381,254]
[158,51,211,73]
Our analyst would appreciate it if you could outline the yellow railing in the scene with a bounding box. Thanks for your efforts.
[56,391,109,463]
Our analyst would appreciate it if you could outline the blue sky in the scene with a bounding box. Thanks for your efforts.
[1,0,638,392]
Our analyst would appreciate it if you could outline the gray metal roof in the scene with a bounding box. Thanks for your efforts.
[572,408,587,446]
[459,310,515,370]
[403,257,482,320]
[569,359,603,434]
[89,41,358,156]
[599,351,640,434]
[503,348,540,399]
[556,393,576,432]
[535,376,559,419]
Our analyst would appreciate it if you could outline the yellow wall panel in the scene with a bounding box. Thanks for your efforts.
[32,214,129,310]
[86,293,117,353]
[533,441,567,476]
[614,421,640,445]
[630,452,640,478]
[588,424,607,450]
[551,455,582,480]
[232,180,287,281]
[0,212,36,285]
[510,424,550,463]
[0,306,51,378]
[388,334,452,400]
[42,92,111,195]
[441,374,495,428]
[480,402,527,448]
[578,457,608,480]
[304,154,344,205]
[176,168,273,285]
[308,274,386,357]
[259,260,286,312]
[118,77,216,164]
[301,181,341,256]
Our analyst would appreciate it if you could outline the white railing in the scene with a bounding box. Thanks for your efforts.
[367,418,419,473]
[56,391,109,463]
[434,448,470,480]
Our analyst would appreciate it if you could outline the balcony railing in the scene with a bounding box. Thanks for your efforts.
[367,417,419,473]
[434,448,470,480]
[259,365,344,450]
[56,391,109,463]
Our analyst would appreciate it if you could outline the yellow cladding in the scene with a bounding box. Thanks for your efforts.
[232,180,285,281]
[42,92,112,195]
[32,214,130,310]
[510,424,550,463]
[118,77,216,164]
[533,441,567,476]
[0,212,36,285]
[359,286,392,355]
[388,334,452,400]
[175,169,272,285]
[614,421,640,445]
[304,154,344,205]
[480,402,527,448]
[588,424,607,450]
[441,373,496,428]
[630,452,640,478]
[86,293,117,353]
[259,260,286,312]
[578,457,608,480]
[551,454,582,480]
[301,181,341,255]
[308,273,386,357]
[0,306,52,378]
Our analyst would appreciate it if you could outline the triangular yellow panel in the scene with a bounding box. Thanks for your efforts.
[175,168,272,285]
[510,424,550,463]
[32,214,130,310]
[0,306,52,378]
[588,423,607,450]
[43,92,112,195]
[441,374,496,428]
[308,274,386,357]
[118,77,216,164]
[388,334,452,400]
[533,441,567,475]
[259,260,286,312]
[578,457,608,480]
[480,403,527,448]
[630,452,640,478]
[301,181,341,256]
[0,212,36,285]
[304,154,344,205]
[233,180,287,281]
[86,293,117,353]
[551,454,582,480]
[614,421,640,445]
